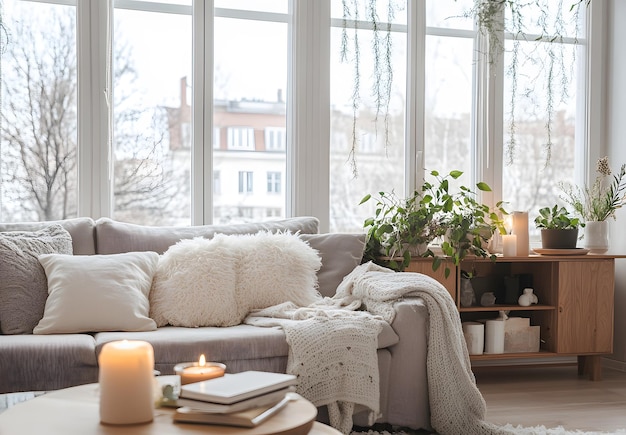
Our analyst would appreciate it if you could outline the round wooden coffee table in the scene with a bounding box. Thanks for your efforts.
[0,384,340,435]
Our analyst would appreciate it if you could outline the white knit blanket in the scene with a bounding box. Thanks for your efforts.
[247,262,514,435]
[245,300,383,434]
[338,262,514,435]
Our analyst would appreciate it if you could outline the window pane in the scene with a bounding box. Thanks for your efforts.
[113,6,192,225]
[502,38,579,239]
[0,1,78,222]
[426,0,474,30]
[330,2,407,233]
[424,35,474,182]
[330,0,407,25]
[213,13,287,224]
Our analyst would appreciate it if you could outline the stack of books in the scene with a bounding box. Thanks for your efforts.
[171,370,298,427]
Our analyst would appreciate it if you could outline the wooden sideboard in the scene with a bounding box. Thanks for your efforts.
[405,253,625,380]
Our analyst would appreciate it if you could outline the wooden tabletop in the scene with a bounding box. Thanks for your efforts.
[0,384,335,435]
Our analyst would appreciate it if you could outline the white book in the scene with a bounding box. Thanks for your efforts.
[180,371,298,405]
[172,386,296,413]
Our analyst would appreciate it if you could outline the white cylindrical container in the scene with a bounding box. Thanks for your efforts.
[462,321,485,355]
[584,220,609,254]
[512,211,529,256]
[99,340,155,425]
[485,320,505,354]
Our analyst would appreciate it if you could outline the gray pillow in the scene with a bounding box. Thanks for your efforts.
[0,224,73,334]
[300,233,366,298]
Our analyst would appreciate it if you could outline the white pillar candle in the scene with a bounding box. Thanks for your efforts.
[511,211,529,256]
[462,322,485,355]
[99,340,155,425]
[502,234,517,257]
[485,320,505,354]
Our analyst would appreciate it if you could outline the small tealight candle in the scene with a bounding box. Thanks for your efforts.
[99,340,155,425]
[174,354,226,385]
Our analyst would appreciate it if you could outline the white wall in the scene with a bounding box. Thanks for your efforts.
[606,0,626,364]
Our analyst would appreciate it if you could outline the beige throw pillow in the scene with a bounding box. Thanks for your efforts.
[34,252,159,334]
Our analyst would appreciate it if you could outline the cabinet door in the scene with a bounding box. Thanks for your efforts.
[557,260,614,354]
[405,259,457,302]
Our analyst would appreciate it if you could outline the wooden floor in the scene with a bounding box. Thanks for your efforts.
[475,364,626,432]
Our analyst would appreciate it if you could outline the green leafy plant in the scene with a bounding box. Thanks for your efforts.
[559,156,626,222]
[534,205,583,230]
[361,169,508,275]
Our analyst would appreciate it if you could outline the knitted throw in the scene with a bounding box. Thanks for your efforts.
[245,301,383,434]
[338,262,514,435]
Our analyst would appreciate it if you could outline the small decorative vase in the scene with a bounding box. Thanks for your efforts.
[518,288,538,307]
[584,221,609,254]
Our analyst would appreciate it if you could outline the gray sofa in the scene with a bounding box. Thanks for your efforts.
[0,217,430,430]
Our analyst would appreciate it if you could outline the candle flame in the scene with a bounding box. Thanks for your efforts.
[198,354,206,366]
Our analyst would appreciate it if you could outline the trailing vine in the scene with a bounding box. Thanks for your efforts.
[341,0,397,177]
[461,0,588,165]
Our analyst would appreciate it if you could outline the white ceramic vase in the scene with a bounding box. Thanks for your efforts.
[584,220,609,254]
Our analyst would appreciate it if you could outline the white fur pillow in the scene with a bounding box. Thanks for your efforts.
[234,232,322,313]
[150,236,241,327]
[150,232,322,327]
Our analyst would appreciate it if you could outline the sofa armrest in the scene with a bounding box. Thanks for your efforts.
[384,298,431,430]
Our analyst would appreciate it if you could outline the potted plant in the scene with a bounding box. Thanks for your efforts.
[559,156,626,253]
[534,205,584,249]
[428,171,508,278]
[361,170,508,275]
[360,188,445,271]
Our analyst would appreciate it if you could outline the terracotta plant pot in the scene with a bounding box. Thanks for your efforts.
[540,228,578,249]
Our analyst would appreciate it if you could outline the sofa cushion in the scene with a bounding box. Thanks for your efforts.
[0,225,73,335]
[0,217,97,255]
[150,232,322,327]
[94,322,397,373]
[34,252,159,334]
[95,216,320,255]
[0,333,98,393]
[300,233,366,298]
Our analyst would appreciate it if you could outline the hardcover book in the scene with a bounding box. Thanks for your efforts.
[180,371,298,404]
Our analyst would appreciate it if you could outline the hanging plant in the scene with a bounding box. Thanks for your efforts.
[459,0,589,165]
[341,0,398,177]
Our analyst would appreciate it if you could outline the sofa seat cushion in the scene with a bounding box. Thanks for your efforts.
[94,323,398,371]
[95,216,320,255]
[0,334,98,393]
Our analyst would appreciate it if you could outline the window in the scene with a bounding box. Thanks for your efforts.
[227,127,255,150]
[112,1,192,226]
[0,0,600,239]
[265,127,286,151]
[238,171,253,194]
[267,172,282,194]
[0,1,78,222]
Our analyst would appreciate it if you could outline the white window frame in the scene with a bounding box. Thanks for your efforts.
[38,0,606,230]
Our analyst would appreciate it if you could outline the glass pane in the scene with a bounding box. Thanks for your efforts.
[505,1,585,39]
[426,0,475,30]
[502,39,579,241]
[215,0,288,14]
[0,1,78,222]
[424,35,473,185]
[330,6,407,233]
[113,7,192,225]
[213,16,287,224]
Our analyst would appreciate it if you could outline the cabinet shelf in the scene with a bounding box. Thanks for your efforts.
[469,351,557,361]
[459,304,555,313]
